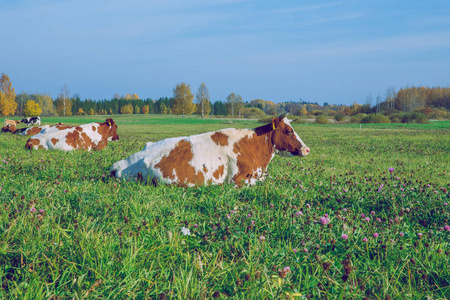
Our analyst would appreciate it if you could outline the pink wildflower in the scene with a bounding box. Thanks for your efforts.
[444,225,450,231]
[319,217,329,225]
[341,234,348,240]
[373,233,379,238]
[363,237,368,242]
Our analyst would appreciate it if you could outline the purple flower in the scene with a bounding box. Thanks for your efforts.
[373,233,379,238]
[270,203,274,208]
[293,248,297,253]
[303,248,309,253]
[364,217,370,222]
[251,220,255,226]
[417,233,423,238]
[362,237,368,243]
[444,225,450,231]
[295,211,303,217]
[361,214,365,218]
[306,204,311,209]
[259,236,266,242]
[30,207,37,213]
[370,211,375,216]
[324,213,329,218]
[399,232,405,237]
[378,184,384,192]
[389,168,394,173]
[319,217,329,225]
[341,234,348,240]
[283,266,291,273]
[377,218,381,222]
[39,209,45,213]
[194,224,198,228]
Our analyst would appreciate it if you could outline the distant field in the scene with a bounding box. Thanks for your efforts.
[0,115,449,299]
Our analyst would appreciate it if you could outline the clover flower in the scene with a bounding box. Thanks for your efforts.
[341,234,348,240]
[444,225,450,232]
[320,217,329,225]
[373,233,379,238]
[363,238,368,243]
[181,227,191,236]
[389,168,394,173]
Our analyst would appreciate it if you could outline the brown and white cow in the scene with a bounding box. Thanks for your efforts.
[110,113,309,186]
[4,119,20,127]
[1,124,17,133]
[25,118,119,151]
[14,123,65,136]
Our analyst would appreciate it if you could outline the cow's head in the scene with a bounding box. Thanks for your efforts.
[103,118,119,141]
[270,113,309,157]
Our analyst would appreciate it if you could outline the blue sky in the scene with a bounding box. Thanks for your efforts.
[2,0,450,106]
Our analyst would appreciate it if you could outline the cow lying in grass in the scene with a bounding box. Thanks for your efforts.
[25,118,119,151]
[110,113,309,186]
[14,123,64,136]
[1,124,17,133]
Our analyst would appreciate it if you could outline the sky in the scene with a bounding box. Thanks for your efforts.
[1,0,450,106]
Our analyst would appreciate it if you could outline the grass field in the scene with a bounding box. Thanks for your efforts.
[1,115,449,299]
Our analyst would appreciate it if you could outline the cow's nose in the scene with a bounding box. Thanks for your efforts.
[301,146,310,156]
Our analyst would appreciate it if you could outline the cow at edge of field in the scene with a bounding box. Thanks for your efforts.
[25,118,119,151]
[14,123,64,136]
[4,119,20,127]
[21,117,41,127]
[110,113,310,186]
[1,124,17,133]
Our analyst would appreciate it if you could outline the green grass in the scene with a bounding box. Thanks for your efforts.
[1,115,449,299]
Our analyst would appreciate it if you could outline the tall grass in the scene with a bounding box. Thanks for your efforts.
[0,115,449,299]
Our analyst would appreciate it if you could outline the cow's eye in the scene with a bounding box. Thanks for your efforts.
[286,130,293,135]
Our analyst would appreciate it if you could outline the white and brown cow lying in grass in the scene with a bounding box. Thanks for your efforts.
[14,123,64,136]
[1,124,17,133]
[25,118,119,151]
[110,113,309,186]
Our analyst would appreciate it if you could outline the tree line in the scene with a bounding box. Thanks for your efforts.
[1,73,449,118]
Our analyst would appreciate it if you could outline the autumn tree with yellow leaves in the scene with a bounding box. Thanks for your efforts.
[23,100,42,117]
[0,73,17,116]
[172,83,195,116]
[142,105,150,114]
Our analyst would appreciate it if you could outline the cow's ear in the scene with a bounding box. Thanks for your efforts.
[271,117,280,130]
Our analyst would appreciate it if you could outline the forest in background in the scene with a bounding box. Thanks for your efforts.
[1,73,449,122]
